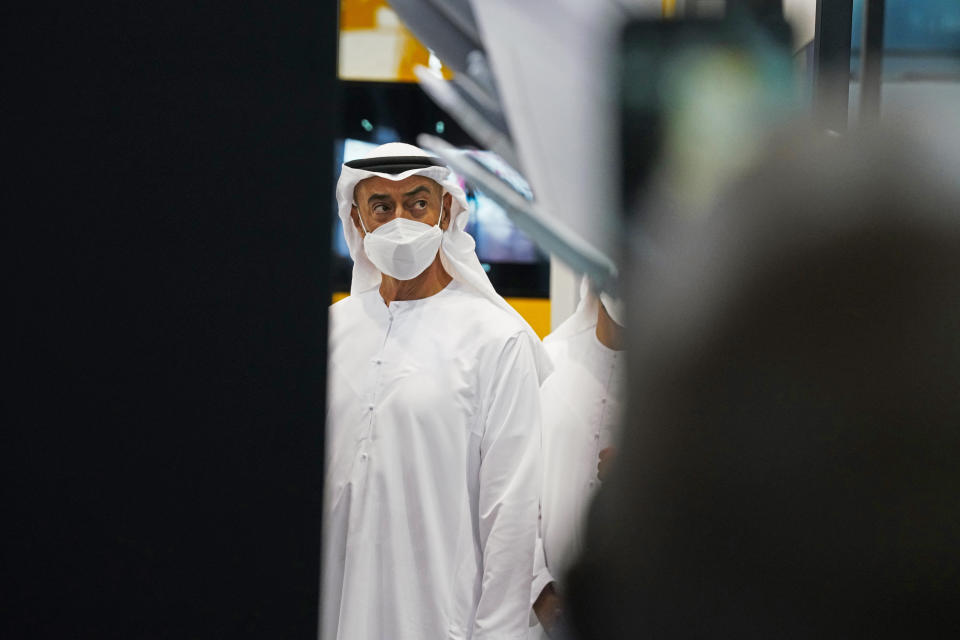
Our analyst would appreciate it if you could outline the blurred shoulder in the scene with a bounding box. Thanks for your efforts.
[543,323,594,362]
[328,288,380,341]
[442,281,529,342]
[329,292,358,323]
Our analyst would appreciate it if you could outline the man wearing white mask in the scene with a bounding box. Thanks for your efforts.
[530,279,626,638]
[323,142,550,640]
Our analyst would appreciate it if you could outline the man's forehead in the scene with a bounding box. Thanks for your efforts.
[354,175,442,197]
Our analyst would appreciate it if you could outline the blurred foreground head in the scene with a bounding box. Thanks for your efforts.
[567,125,960,638]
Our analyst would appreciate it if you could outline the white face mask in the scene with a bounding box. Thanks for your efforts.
[358,205,444,281]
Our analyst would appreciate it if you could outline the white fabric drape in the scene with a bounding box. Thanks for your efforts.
[324,282,542,639]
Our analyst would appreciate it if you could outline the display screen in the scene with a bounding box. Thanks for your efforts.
[852,0,960,52]
[849,0,960,80]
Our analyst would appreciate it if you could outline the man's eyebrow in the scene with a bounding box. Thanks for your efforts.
[402,185,433,198]
[366,193,391,203]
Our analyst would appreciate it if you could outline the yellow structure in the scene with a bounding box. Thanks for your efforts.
[339,0,453,82]
[503,296,552,339]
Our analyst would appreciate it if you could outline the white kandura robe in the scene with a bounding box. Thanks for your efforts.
[531,323,625,613]
[323,280,542,640]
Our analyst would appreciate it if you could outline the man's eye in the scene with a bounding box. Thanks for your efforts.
[373,204,391,214]
[413,200,428,209]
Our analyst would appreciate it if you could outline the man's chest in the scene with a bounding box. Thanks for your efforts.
[329,326,484,425]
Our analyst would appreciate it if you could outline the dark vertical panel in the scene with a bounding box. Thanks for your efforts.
[859,0,886,122]
[5,2,334,637]
[814,0,854,130]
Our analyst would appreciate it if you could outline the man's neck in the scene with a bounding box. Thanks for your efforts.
[379,255,452,306]
[595,301,626,351]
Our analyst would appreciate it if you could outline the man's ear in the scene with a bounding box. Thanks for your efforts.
[441,192,453,230]
[350,205,364,236]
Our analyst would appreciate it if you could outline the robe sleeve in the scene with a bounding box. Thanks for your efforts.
[472,330,542,639]
[531,534,555,609]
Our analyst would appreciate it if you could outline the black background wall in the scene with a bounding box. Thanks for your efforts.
[5,3,335,637]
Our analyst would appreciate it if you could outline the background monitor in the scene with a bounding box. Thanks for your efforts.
[850,0,960,79]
